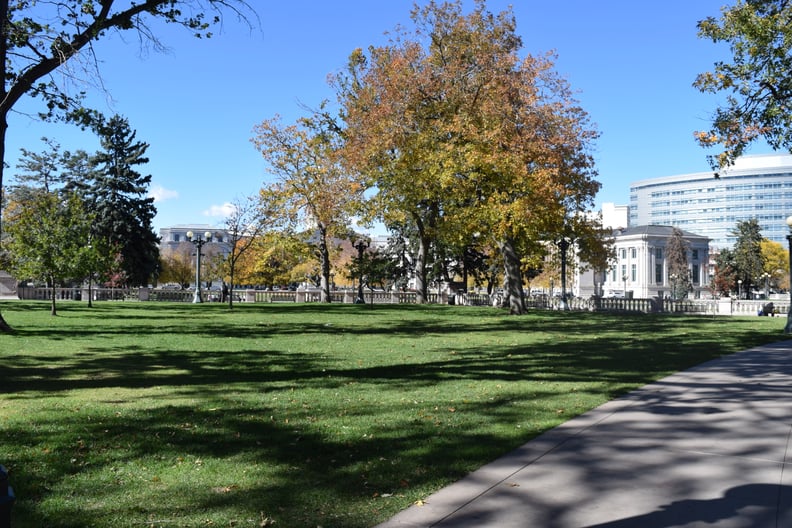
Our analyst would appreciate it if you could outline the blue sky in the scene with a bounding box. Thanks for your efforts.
[6,0,751,234]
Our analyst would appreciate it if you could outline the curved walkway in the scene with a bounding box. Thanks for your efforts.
[376,340,792,528]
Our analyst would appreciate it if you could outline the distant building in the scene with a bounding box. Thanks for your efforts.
[629,153,792,249]
[589,225,711,299]
[158,224,233,256]
[601,202,629,230]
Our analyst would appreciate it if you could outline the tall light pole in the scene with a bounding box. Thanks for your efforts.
[785,216,792,333]
[354,237,369,304]
[737,279,742,300]
[187,231,213,304]
[558,237,571,310]
[761,272,770,299]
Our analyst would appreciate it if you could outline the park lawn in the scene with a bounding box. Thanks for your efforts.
[0,301,787,527]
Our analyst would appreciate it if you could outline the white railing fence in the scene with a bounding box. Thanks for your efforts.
[12,286,790,316]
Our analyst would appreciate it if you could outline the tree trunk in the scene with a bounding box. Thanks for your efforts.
[499,238,525,315]
[318,227,331,303]
[415,234,430,304]
[0,107,11,331]
[227,268,235,310]
[49,280,58,316]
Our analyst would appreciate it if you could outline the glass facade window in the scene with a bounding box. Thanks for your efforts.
[630,154,792,249]
[631,248,637,259]
[631,264,636,281]
[692,264,700,284]
[655,264,663,284]
[655,247,663,259]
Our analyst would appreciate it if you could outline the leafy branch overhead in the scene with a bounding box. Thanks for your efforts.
[0,0,256,332]
[694,0,792,168]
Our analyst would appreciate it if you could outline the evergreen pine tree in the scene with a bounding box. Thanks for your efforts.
[731,219,764,296]
[88,115,159,286]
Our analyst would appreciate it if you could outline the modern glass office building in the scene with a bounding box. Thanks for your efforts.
[629,154,792,249]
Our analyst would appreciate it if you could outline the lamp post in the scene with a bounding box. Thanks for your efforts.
[354,237,369,304]
[670,273,678,301]
[622,275,628,299]
[556,236,572,310]
[737,279,742,300]
[785,215,792,333]
[761,272,770,299]
[187,230,212,304]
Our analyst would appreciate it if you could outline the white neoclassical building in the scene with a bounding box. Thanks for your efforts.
[576,225,711,299]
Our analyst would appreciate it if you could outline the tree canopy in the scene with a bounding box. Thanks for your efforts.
[334,0,604,312]
[695,0,792,167]
[86,115,159,286]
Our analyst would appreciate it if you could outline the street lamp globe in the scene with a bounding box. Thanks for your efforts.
[186,231,213,303]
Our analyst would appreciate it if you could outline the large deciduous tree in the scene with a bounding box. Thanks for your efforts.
[694,0,792,167]
[0,0,254,331]
[336,0,602,311]
[252,111,363,303]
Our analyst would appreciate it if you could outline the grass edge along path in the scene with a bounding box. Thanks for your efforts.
[0,301,787,528]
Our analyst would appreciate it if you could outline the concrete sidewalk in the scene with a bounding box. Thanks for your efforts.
[376,340,792,528]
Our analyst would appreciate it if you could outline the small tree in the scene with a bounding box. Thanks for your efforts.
[712,248,737,297]
[5,191,93,315]
[666,228,691,300]
[159,243,195,288]
[221,195,269,308]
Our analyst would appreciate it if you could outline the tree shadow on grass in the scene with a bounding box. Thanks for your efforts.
[1,304,790,527]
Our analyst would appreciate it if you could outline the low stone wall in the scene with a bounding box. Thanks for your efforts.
[11,286,791,317]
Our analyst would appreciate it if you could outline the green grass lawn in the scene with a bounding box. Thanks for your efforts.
[0,301,787,527]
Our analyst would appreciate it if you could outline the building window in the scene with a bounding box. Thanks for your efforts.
[611,267,617,282]
[631,264,636,281]
[655,247,663,259]
[631,247,637,259]
[621,248,627,259]
[621,264,627,281]
[692,249,699,260]
[173,234,180,242]
[692,264,700,284]
[655,264,663,284]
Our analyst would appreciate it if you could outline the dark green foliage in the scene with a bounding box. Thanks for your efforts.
[86,115,160,286]
[4,191,95,315]
[731,219,764,295]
